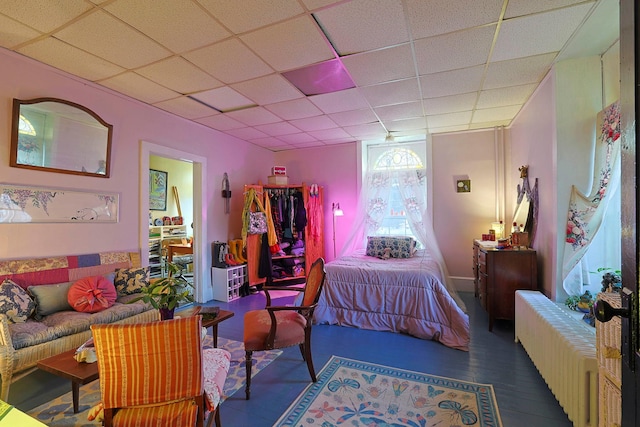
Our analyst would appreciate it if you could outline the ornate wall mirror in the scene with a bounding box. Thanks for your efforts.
[10,98,112,178]
[512,165,539,246]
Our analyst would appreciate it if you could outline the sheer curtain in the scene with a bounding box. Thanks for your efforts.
[339,164,465,311]
[562,101,621,295]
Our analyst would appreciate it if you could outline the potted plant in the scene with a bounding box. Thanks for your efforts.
[129,262,194,320]
[592,267,622,292]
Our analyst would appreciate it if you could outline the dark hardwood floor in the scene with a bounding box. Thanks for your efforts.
[11,291,572,426]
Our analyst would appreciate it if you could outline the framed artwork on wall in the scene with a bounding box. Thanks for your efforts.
[149,169,167,210]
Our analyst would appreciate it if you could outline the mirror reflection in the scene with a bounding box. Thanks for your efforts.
[512,165,538,246]
[10,98,112,178]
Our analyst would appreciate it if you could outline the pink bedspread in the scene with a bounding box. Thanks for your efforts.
[314,250,470,351]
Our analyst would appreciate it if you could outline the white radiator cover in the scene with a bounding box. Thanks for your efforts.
[514,290,597,427]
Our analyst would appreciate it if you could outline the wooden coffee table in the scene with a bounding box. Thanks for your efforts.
[178,306,234,348]
[36,349,99,414]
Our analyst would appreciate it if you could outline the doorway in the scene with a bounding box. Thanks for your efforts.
[139,141,211,303]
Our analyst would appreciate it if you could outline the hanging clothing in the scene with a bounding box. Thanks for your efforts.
[258,233,272,279]
[307,190,322,243]
[293,191,307,230]
[264,193,278,247]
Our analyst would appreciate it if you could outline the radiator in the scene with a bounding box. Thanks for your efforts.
[514,290,597,427]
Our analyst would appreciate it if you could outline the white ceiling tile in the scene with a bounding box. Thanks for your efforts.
[183,38,273,85]
[472,105,521,123]
[382,117,427,132]
[289,115,338,131]
[226,127,269,140]
[195,114,246,131]
[309,88,369,114]
[405,0,503,39]
[492,3,594,62]
[429,124,470,134]
[420,66,485,98]
[231,74,303,105]
[0,0,92,33]
[469,120,511,129]
[484,53,557,89]
[307,127,351,140]
[278,133,319,144]
[476,84,538,109]
[342,44,415,86]
[313,0,408,55]
[360,79,421,107]
[414,25,496,75]
[100,72,179,104]
[343,122,387,138]
[265,98,323,120]
[248,136,290,147]
[505,0,592,19]
[136,57,222,94]
[190,87,255,112]
[198,0,304,34]
[0,14,41,49]
[289,141,326,149]
[254,121,301,136]
[225,106,282,126]
[374,102,424,121]
[423,92,478,115]
[104,0,230,53]
[300,0,345,11]
[322,138,357,145]
[241,16,334,72]
[153,96,218,119]
[18,38,125,81]
[427,111,472,128]
[328,109,378,126]
[54,10,171,69]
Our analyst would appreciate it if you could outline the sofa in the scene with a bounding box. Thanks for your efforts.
[0,251,158,401]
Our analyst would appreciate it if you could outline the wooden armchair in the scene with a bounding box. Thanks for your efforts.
[243,257,326,400]
[91,316,230,427]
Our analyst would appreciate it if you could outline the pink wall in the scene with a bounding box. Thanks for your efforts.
[0,49,274,259]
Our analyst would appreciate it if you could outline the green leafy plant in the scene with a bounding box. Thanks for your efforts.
[128,262,194,310]
[565,290,594,312]
[592,267,622,292]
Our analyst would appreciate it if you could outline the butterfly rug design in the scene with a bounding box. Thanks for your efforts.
[274,356,502,427]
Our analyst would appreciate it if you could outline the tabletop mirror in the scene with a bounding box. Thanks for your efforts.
[10,98,112,178]
[512,165,538,247]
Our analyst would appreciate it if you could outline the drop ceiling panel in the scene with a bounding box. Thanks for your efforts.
[183,39,273,85]
[190,87,254,112]
[427,111,472,128]
[492,3,594,62]
[254,121,302,136]
[225,106,282,126]
[307,127,352,140]
[505,0,592,19]
[384,117,427,132]
[341,44,415,86]
[414,25,496,75]
[137,57,222,94]
[100,72,179,104]
[374,101,424,121]
[232,74,303,105]
[0,14,41,48]
[420,66,485,99]
[473,105,521,123]
[153,96,218,119]
[278,133,319,144]
[309,88,369,114]
[0,0,91,33]
[195,114,245,131]
[405,0,503,40]
[18,38,125,82]
[476,84,538,109]
[241,16,334,72]
[360,79,421,107]
[313,0,409,55]
[197,0,304,34]
[53,10,171,69]
[265,98,324,120]
[104,0,230,53]
[289,115,339,132]
[328,109,379,127]
[343,122,387,138]
[484,53,557,89]
[226,127,269,140]
[423,92,478,115]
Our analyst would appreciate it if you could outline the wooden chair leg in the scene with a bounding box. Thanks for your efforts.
[303,340,317,382]
[245,350,253,400]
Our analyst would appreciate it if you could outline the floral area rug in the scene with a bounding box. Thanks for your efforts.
[27,336,281,426]
[275,356,503,427]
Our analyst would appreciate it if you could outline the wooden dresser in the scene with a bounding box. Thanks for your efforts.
[473,240,538,330]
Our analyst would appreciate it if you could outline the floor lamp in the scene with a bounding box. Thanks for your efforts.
[332,202,344,258]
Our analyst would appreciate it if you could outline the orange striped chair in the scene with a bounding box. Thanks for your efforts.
[91,316,230,427]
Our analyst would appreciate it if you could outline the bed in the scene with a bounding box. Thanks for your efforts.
[313,249,470,351]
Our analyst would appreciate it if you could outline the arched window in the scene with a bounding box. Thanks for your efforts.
[373,147,423,170]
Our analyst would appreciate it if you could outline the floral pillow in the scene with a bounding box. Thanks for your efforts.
[0,279,36,323]
[114,267,150,296]
[366,236,416,259]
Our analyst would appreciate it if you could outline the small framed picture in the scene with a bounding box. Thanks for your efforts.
[456,179,471,193]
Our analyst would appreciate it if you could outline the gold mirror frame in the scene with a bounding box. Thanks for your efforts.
[10,98,112,178]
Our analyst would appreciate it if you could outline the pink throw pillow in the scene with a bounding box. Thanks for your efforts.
[68,276,117,313]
